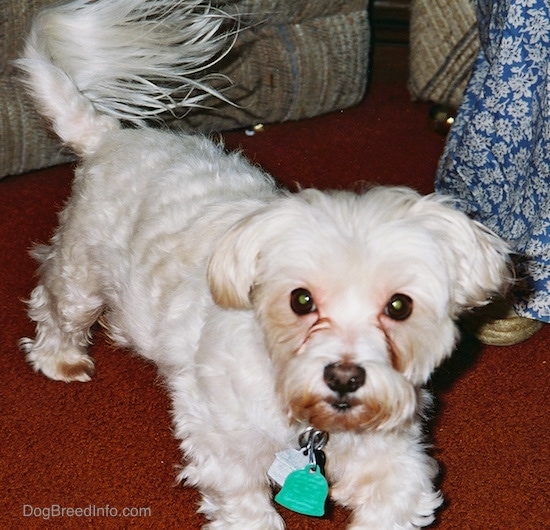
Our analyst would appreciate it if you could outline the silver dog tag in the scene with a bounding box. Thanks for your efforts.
[268,448,309,488]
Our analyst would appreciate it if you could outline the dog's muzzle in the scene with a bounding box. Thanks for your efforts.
[323,362,366,410]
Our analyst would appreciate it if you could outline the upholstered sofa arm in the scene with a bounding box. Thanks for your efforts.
[408,0,478,107]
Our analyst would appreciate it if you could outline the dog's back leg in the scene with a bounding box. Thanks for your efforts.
[19,224,104,382]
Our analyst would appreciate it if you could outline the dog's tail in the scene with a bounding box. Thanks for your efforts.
[17,0,237,156]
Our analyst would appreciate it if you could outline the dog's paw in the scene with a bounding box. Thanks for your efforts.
[19,337,95,383]
[342,488,441,530]
[199,493,285,530]
[202,513,285,530]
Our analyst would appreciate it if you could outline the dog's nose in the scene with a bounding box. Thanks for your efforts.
[323,362,366,395]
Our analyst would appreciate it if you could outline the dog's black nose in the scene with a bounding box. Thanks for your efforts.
[323,363,366,395]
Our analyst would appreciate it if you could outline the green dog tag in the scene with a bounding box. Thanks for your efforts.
[275,464,328,517]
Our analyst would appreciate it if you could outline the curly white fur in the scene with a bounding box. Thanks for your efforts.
[18,1,512,529]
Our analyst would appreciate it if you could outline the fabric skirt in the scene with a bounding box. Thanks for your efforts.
[436,0,550,322]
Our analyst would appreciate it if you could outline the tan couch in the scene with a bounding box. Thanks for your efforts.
[1,0,369,178]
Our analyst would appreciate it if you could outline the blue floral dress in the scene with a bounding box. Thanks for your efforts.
[436,0,550,323]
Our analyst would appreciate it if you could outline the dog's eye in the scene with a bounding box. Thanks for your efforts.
[290,288,316,315]
[385,293,413,321]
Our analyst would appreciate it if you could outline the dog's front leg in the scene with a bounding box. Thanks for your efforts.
[178,437,286,530]
[170,375,287,529]
[327,433,442,529]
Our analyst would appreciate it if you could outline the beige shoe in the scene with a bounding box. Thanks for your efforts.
[463,299,544,346]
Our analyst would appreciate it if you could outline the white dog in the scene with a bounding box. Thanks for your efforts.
[18,1,511,528]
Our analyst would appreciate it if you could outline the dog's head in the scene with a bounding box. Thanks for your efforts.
[207,187,511,433]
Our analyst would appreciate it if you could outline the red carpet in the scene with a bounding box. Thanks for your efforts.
[1,77,548,529]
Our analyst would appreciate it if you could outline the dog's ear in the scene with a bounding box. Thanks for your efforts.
[411,195,513,314]
[207,204,283,309]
